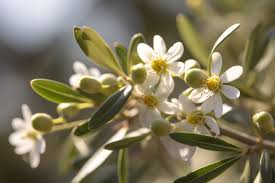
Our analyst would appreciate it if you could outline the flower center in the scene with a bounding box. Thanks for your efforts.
[143,95,159,108]
[151,59,168,74]
[205,76,221,92]
[25,130,39,140]
[186,111,204,125]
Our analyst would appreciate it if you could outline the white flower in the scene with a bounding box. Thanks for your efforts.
[136,72,177,127]
[189,52,243,118]
[174,94,220,136]
[9,104,46,168]
[137,35,185,81]
[69,61,101,88]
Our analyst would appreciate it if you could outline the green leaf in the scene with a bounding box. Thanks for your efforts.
[71,126,128,183]
[260,151,273,183]
[240,159,251,183]
[127,33,145,72]
[243,24,270,73]
[74,26,124,76]
[105,128,151,150]
[170,133,241,152]
[74,85,133,136]
[114,42,128,75]
[174,155,241,183]
[176,14,209,67]
[31,79,90,104]
[118,149,128,183]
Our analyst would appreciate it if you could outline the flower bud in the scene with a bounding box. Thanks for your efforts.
[79,76,102,94]
[151,120,172,136]
[253,111,274,133]
[130,64,147,84]
[57,103,80,119]
[184,68,207,88]
[100,74,119,95]
[31,113,53,132]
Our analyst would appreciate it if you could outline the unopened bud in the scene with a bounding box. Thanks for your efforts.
[31,113,53,132]
[100,74,119,95]
[79,76,102,94]
[130,64,147,84]
[57,103,80,119]
[184,68,207,88]
[151,120,172,136]
[253,111,274,133]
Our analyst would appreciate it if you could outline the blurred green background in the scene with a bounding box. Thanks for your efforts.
[2,0,275,182]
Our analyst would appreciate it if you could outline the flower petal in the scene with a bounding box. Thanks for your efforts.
[184,59,199,71]
[153,35,166,55]
[89,68,101,77]
[136,72,159,94]
[166,42,184,63]
[15,141,33,155]
[168,62,185,76]
[137,43,154,63]
[201,95,215,114]
[138,105,162,128]
[190,88,211,103]
[73,61,89,75]
[195,124,211,135]
[178,94,196,114]
[30,147,40,168]
[155,73,174,98]
[158,101,178,115]
[213,94,223,118]
[37,138,46,154]
[211,52,222,75]
[220,66,243,83]
[174,121,194,133]
[9,131,25,146]
[221,85,240,99]
[69,74,82,88]
[22,104,32,124]
[160,136,196,161]
[222,104,232,115]
[204,116,220,136]
[12,118,26,130]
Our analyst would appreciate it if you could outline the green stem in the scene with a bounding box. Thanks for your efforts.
[50,119,87,133]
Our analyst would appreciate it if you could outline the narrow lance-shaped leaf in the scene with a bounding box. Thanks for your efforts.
[174,155,241,183]
[105,128,151,150]
[71,126,128,183]
[176,14,209,67]
[74,85,133,136]
[31,79,90,104]
[114,42,128,75]
[208,23,240,75]
[260,150,273,183]
[74,26,124,76]
[170,133,241,152]
[127,33,145,72]
[118,149,128,183]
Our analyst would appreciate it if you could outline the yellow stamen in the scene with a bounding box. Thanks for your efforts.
[143,95,158,108]
[186,111,204,125]
[25,130,39,140]
[205,76,221,92]
[151,59,168,74]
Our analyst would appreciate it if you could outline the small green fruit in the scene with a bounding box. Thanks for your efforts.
[79,76,102,94]
[31,113,53,132]
[130,64,147,84]
[100,74,119,95]
[253,111,274,133]
[184,68,207,88]
[151,120,172,136]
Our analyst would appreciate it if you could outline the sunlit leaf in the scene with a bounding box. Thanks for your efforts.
[114,42,128,75]
[31,79,90,104]
[260,151,273,183]
[71,126,128,183]
[74,26,124,76]
[118,149,128,183]
[170,133,241,152]
[127,33,145,72]
[174,155,241,183]
[105,128,151,150]
[176,14,209,67]
[74,85,133,136]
